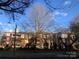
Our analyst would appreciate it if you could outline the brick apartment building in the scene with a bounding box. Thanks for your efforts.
[0,31,77,50]
[1,32,54,49]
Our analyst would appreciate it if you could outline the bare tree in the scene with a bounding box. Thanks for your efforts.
[70,15,79,33]
[0,0,33,14]
[21,4,54,32]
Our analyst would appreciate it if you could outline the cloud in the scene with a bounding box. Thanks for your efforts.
[54,11,68,16]
[61,12,68,16]
[2,28,14,32]
[54,11,60,15]
[0,22,2,25]
[0,22,15,32]
[64,1,71,5]
[0,22,15,26]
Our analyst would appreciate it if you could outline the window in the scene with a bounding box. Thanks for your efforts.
[21,34,24,38]
[6,33,10,36]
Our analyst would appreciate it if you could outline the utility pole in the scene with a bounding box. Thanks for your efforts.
[12,13,17,56]
[14,23,17,55]
[11,0,32,55]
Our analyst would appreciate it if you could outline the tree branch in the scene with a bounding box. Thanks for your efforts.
[0,0,14,6]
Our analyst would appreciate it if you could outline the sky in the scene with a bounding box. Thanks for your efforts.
[0,0,79,32]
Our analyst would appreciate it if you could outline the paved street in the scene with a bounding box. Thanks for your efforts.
[0,49,78,58]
